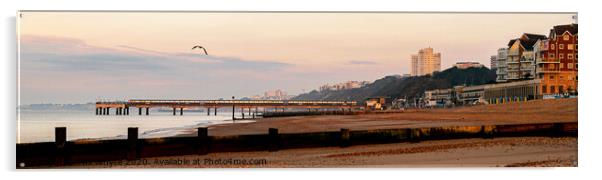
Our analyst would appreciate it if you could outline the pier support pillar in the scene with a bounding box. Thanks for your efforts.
[145,107,149,116]
[214,107,217,116]
[241,108,245,119]
[55,127,67,166]
[173,108,176,116]
[180,108,183,116]
[95,108,99,115]
[207,107,210,116]
[127,127,139,160]
[138,107,142,115]
[125,107,129,115]
[340,128,351,147]
[107,108,111,115]
[268,128,280,151]
[197,127,209,155]
[248,108,251,116]
[232,105,235,121]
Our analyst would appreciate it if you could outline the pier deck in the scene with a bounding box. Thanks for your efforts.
[95,99,358,116]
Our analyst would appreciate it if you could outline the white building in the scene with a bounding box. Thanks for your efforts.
[496,48,508,82]
[454,61,484,69]
[490,55,498,69]
[319,81,370,91]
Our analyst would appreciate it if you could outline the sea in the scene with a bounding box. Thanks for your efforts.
[17,109,253,144]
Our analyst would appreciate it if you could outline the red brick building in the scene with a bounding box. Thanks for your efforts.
[535,23,578,95]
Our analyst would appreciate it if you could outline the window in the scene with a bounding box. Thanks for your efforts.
[560,63,564,69]
[568,54,573,59]
[542,85,547,93]
[559,44,564,49]
[559,86,564,93]
[550,75,555,79]
[559,54,564,59]
[560,76,564,80]
[568,44,574,50]
[550,54,555,59]
[551,44,555,50]
[551,86,556,93]
[550,64,555,69]
[563,34,570,41]
[568,63,573,69]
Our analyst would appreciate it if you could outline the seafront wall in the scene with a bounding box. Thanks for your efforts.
[16,122,577,168]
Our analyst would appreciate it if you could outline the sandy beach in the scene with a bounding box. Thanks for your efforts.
[195,98,577,136]
[67,136,577,168]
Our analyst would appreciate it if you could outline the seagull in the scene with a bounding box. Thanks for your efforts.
[192,45,208,55]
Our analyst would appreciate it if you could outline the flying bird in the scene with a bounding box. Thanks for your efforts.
[192,45,208,55]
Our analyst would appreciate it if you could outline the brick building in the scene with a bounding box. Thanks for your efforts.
[535,24,578,95]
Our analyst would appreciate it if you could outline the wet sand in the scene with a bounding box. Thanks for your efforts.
[192,98,577,136]
[68,136,577,168]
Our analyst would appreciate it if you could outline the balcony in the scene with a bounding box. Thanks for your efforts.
[537,59,560,64]
[537,67,560,73]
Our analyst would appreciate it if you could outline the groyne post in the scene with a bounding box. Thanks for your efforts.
[197,127,209,155]
[481,125,496,139]
[340,128,351,147]
[552,123,565,137]
[409,128,421,143]
[55,127,67,166]
[268,128,279,151]
[127,127,139,160]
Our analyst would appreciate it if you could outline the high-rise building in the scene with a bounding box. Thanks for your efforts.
[496,48,508,82]
[535,23,578,95]
[490,55,498,70]
[411,47,441,76]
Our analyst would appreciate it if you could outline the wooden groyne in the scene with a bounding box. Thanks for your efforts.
[16,122,577,168]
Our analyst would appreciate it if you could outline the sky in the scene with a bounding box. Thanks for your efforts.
[17,12,576,104]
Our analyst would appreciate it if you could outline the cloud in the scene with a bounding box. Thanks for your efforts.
[20,35,293,75]
[347,60,380,65]
[18,35,298,104]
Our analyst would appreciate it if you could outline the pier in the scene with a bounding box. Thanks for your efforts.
[95,99,358,116]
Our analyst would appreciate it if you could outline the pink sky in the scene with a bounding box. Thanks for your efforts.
[18,12,576,104]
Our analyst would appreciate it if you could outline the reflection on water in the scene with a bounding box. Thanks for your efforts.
[17,109,251,144]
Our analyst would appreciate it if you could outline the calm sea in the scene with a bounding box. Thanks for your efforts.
[17,109,252,144]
